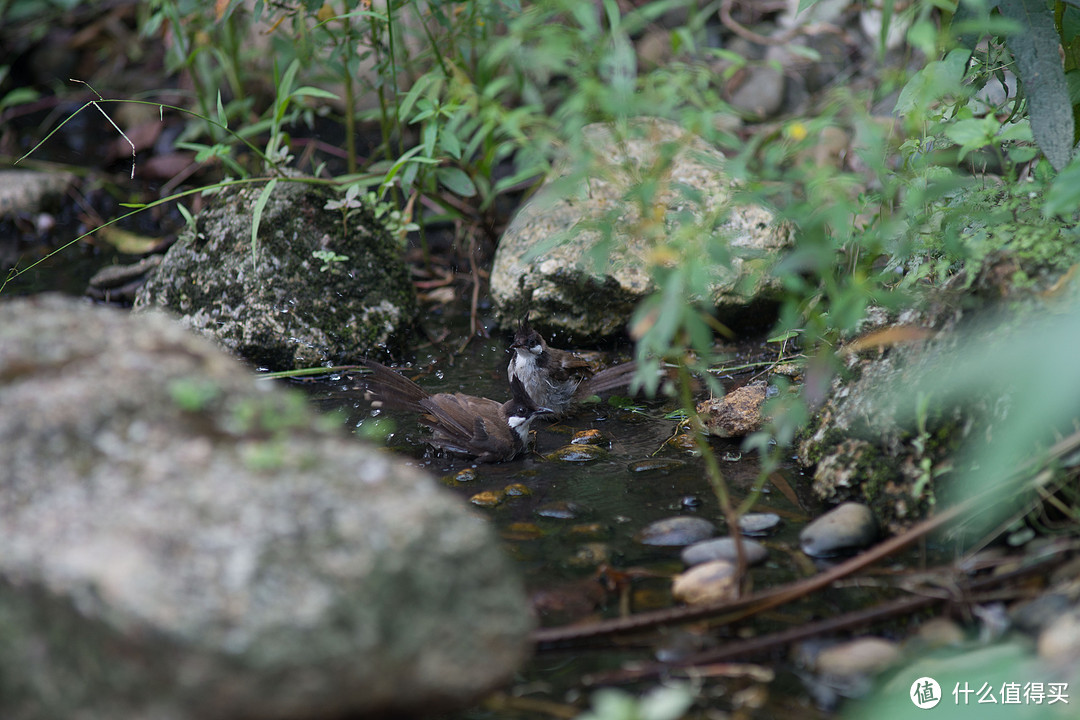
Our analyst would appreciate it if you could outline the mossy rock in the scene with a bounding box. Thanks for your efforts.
[135,177,417,370]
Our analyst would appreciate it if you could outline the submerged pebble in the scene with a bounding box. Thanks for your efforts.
[799,502,878,557]
[535,501,583,520]
[571,429,609,446]
[627,458,687,473]
[547,444,607,462]
[503,483,531,497]
[681,536,769,567]
[739,512,782,536]
[635,516,716,546]
[501,522,544,541]
[469,490,505,508]
[568,542,612,568]
[672,559,739,605]
[454,468,477,482]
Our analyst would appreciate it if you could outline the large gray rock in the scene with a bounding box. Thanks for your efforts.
[134,177,417,370]
[0,295,531,720]
[490,117,792,336]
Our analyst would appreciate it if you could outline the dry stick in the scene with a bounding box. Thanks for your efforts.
[582,551,1064,686]
[533,501,967,649]
[535,427,1080,649]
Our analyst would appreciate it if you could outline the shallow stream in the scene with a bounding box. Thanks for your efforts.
[293,318,863,719]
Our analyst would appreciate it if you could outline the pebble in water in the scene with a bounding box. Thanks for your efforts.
[627,458,687,473]
[469,490,505,508]
[571,429,609,446]
[681,536,769,567]
[738,512,782,536]
[546,444,607,462]
[535,501,583,520]
[799,502,878,557]
[635,516,717,547]
[672,560,739,605]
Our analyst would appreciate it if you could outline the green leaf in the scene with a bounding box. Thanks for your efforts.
[943,116,999,160]
[1043,157,1080,218]
[998,0,1075,170]
[216,90,227,129]
[894,48,970,116]
[436,166,477,197]
[251,178,278,267]
[290,86,340,101]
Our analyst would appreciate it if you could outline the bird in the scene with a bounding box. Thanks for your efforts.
[359,359,552,463]
[507,316,639,417]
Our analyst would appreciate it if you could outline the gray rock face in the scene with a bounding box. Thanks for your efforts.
[490,117,792,336]
[134,177,417,370]
[0,295,531,720]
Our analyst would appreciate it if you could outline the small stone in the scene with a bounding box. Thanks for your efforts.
[669,433,698,450]
[567,523,608,539]
[672,560,739,605]
[799,502,878,557]
[681,537,768,567]
[635,516,717,547]
[912,618,965,649]
[738,512,782,536]
[546,444,607,462]
[813,637,900,677]
[627,458,687,473]
[571,429,609,446]
[697,381,769,438]
[455,467,477,482]
[1038,609,1080,663]
[501,522,544,541]
[568,542,612,568]
[535,501,582,520]
[469,490,505,508]
[503,483,531,497]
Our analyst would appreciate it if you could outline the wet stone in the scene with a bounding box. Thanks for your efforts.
[799,502,878,557]
[1037,609,1080,663]
[501,522,545,541]
[503,483,531,497]
[812,637,900,677]
[669,433,699,451]
[547,444,607,462]
[672,560,739,606]
[567,523,608,539]
[455,468,478,482]
[571,429,609,446]
[568,542,612,568]
[739,512,782,536]
[470,490,505,508]
[627,457,687,474]
[635,516,717,547]
[535,501,583,520]
[681,536,769,567]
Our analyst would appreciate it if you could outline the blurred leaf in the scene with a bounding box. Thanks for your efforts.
[1043,156,1080,218]
[436,166,477,197]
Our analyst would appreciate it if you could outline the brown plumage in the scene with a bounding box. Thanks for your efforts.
[361,360,550,463]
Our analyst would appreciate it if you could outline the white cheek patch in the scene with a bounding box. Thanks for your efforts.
[529,344,542,355]
[507,415,528,430]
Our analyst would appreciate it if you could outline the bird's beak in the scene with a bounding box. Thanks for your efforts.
[537,406,555,416]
